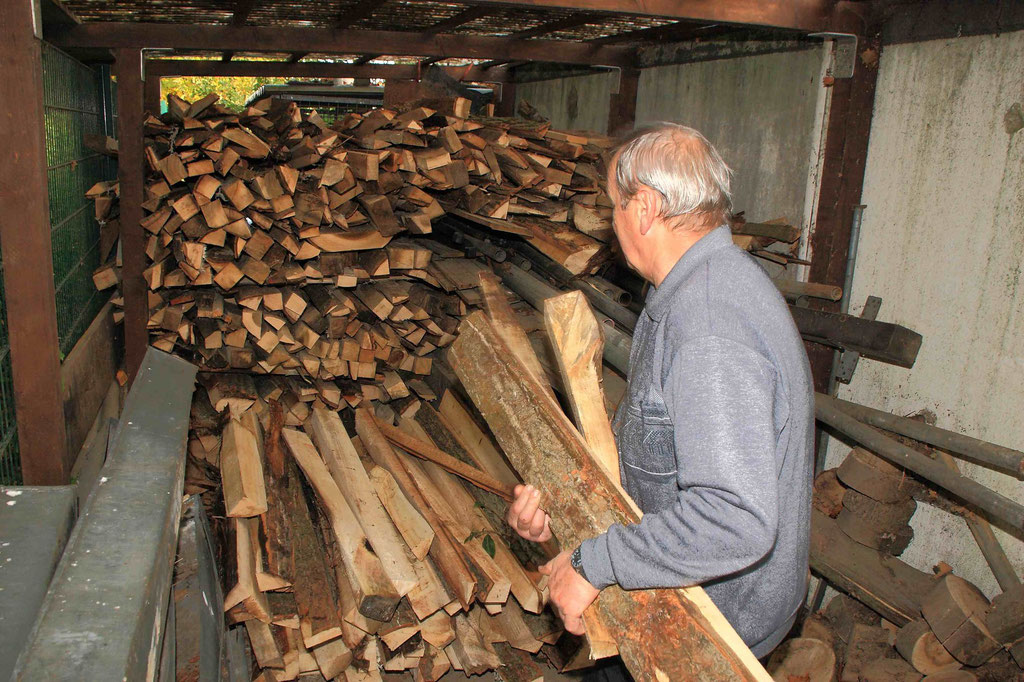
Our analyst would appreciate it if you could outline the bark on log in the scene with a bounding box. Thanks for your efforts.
[449,310,769,681]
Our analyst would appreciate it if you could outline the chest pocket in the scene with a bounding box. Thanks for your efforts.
[616,400,679,513]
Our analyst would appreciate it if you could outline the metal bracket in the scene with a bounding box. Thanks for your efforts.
[835,295,882,383]
[809,32,858,79]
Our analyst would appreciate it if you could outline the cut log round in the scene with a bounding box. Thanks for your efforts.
[894,619,962,675]
[984,582,1024,645]
[814,469,847,518]
[837,447,913,503]
[767,637,836,682]
[921,575,1001,667]
[836,506,914,555]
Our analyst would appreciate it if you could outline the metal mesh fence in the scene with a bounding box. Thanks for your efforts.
[0,44,116,484]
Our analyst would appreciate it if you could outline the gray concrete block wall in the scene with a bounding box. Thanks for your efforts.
[516,71,618,134]
[514,46,830,248]
[824,29,1024,598]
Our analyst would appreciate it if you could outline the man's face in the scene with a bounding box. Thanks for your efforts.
[607,158,644,276]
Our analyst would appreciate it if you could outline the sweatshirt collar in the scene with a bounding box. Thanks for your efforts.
[645,224,733,321]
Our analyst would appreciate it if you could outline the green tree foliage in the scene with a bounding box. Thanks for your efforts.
[160,76,289,112]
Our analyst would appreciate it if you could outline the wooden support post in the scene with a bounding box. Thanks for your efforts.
[115,48,149,383]
[450,311,769,681]
[807,34,882,394]
[607,67,639,136]
[143,72,161,114]
[496,81,516,118]
[0,0,70,484]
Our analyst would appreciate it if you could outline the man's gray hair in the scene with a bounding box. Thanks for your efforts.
[613,123,733,227]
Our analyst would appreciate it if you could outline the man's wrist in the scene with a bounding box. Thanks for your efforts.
[570,545,591,584]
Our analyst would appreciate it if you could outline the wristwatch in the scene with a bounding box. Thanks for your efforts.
[570,545,590,584]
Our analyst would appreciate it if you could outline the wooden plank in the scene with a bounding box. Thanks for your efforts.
[401,416,544,615]
[281,427,401,621]
[438,391,520,491]
[306,406,419,597]
[369,465,435,560]
[478,271,554,402]
[354,408,478,610]
[449,310,769,681]
[373,415,514,502]
[543,290,619,485]
[0,1,72,484]
[114,48,150,384]
[220,415,268,517]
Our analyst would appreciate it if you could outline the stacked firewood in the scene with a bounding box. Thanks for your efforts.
[87,92,619,393]
[767,445,1024,682]
[188,371,570,681]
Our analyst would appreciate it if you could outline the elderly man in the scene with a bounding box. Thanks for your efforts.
[507,123,814,659]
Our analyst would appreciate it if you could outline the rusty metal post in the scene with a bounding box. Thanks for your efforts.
[115,49,149,384]
[0,0,71,484]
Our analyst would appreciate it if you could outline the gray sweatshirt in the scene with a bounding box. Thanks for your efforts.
[579,225,814,657]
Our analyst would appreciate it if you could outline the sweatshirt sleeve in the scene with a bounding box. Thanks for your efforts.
[579,335,780,590]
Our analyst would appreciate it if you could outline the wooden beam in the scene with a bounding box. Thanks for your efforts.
[0,0,71,484]
[462,0,832,32]
[143,72,160,113]
[50,23,635,67]
[449,311,770,681]
[806,30,881,395]
[115,48,149,384]
[146,58,512,82]
[607,66,638,135]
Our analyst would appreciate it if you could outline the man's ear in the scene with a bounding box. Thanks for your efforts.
[636,187,661,236]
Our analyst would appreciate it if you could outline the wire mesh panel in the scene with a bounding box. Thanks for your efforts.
[42,43,117,358]
[0,44,115,484]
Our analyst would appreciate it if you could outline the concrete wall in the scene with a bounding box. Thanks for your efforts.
[824,30,1024,598]
[516,71,618,135]
[635,48,830,238]
[516,46,831,244]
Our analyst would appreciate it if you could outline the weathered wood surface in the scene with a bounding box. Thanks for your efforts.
[543,289,619,484]
[811,510,935,625]
[449,310,769,681]
[354,407,477,610]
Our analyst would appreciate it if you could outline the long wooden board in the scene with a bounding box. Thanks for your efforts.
[449,310,769,681]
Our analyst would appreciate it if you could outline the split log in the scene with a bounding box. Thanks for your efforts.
[354,407,477,610]
[369,465,434,560]
[221,415,268,517]
[543,289,619,484]
[306,405,419,597]
[281,427,401,621]
[437,390,520,491]
[841,624,896,682]
[450,310,770,681]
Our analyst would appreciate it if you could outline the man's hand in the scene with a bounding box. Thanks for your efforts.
[506,484,552,542]
[539,550,599,636]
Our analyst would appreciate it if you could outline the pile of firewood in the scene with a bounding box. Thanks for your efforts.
[87,92,620,393]
[767,446,1024,682]
[187,370,572,681]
